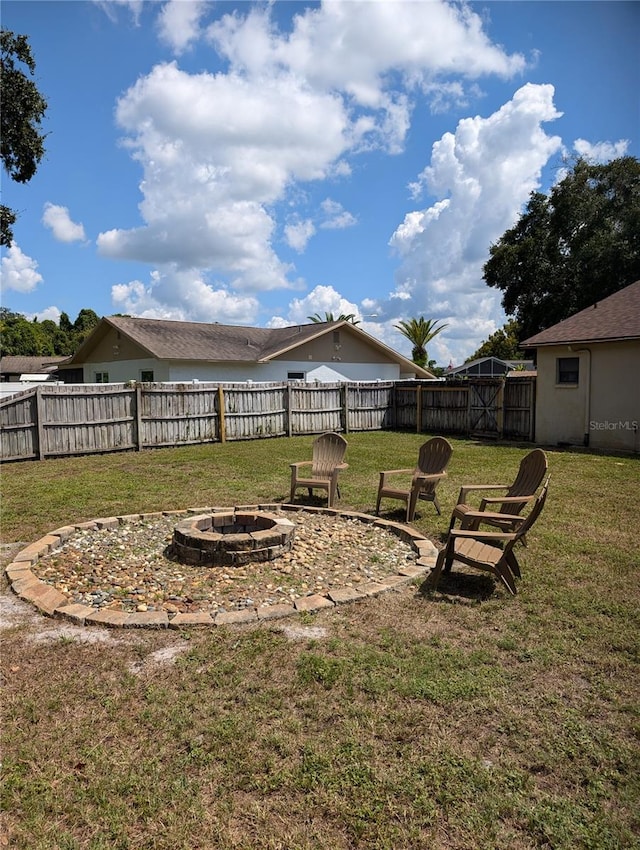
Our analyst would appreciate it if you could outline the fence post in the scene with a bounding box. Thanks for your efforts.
[134,384,143,450]
[341,383,349,434]
[496,380,505,438]
[35,385,46,460]
[285,383,292,437]
[217,385,226,443]
[416,384,422,433]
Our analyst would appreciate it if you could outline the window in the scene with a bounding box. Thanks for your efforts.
[557,357,579,384]
[95,371,109,383]
[140,370,154,382]
[288,371,305,380]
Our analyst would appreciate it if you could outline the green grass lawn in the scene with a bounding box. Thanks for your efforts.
[1,432,639,849]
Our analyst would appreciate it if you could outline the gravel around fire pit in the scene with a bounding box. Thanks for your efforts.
[33,511,420,615]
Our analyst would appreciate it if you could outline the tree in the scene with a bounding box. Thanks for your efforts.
[0,313,51,356]
[484,156,640,339]
[1,29,48,247]
[0,308,101,356]
[68,308,100,351]
[394,317,448,368]
[468,319,523,361]
[307,312,360,325]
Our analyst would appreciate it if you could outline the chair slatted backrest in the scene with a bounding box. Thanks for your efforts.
[413,437,453,492]
[501,449,548,515]
[311,432,348,479]
[507,476,550,551]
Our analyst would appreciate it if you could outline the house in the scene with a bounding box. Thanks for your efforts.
[0,355,70,399]
[60,316,434,384]
[0,355,68,383]
[521,280,640,453]
[445,356,534,378]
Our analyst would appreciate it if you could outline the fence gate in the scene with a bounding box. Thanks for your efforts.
[468,380,503,438]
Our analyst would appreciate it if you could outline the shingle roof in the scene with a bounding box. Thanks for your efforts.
[0,355,68,375]
[522,280,640,347]
[99,315,328,362]
[70,316,433,376]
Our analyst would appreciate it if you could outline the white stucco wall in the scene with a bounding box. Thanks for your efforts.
[81,359,402,384]
[168,359,402,382]
[535,341,640,452]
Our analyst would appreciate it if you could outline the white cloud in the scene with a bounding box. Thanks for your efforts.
[33,306,62,323]
[382,83,563,363]
[42,203,87,243]
[573,138,629,163]
[285,219,316,253]
[98,61,348,290]
[209,1,525,109]
[111,266,259,324]
[157,0,208,54]
[0,244,44,293]
[95,0,143,26]
[320,199,357,230]
[277,285,360,325]
[95,1,529,321]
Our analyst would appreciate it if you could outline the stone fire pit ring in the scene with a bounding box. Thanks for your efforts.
[172,510,295,567]
[4,504,440,629]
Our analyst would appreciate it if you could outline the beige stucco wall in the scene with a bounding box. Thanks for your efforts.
[274,326,395,365]
[535,341,640,452]
[81,359,171,383]
[87,325,149,363]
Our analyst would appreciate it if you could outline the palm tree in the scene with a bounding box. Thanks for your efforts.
[307,312,360,325]
[394,317,448,368]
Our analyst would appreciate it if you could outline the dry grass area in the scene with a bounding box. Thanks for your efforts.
[1,432,639,849]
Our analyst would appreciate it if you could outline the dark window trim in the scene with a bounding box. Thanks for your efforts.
[556,356,579,385]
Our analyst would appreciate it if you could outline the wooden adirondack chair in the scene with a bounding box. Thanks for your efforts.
[449,448,548,536]
[289,432,348,508]
[430,477,550,595]
[375,437,453,522]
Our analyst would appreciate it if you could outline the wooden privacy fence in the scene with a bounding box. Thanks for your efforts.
[0,377,535,462]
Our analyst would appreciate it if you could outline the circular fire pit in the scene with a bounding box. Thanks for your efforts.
[171,510,296,567]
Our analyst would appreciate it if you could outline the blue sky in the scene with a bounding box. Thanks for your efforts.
[1,1,638,365]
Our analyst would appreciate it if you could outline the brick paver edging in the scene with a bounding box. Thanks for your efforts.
[5,504,439,629]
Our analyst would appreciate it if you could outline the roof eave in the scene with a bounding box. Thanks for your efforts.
[522,334,640,348]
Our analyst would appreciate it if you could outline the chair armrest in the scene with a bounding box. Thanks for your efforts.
[290,461,312,470]
[480,494,535,506]
[329,463,349,482]
[415,471,447,482]
[378,468,412,487]
[457,483,507,503]
[460,509,525,524]
[449,528,518,542]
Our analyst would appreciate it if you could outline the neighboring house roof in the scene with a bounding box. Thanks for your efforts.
[0,355,68,376]
[68,316,434,377]
[521,280,640,347]
[446,356,533,376]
